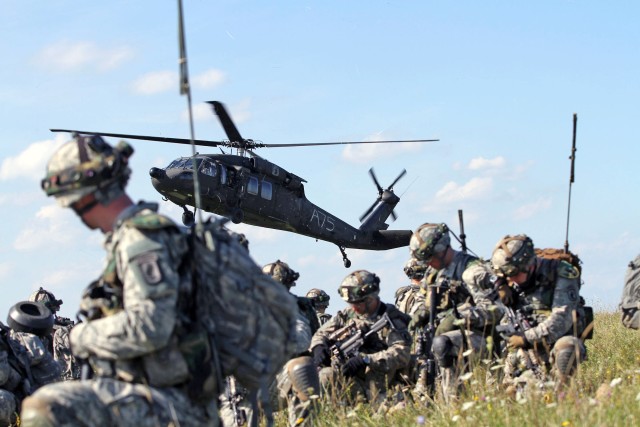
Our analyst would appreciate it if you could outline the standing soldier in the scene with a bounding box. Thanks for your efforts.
[306,288,332,326]
[490,234,587,390]
[22,134,218,426]
[28,287,80,380]
[310,270,411,410]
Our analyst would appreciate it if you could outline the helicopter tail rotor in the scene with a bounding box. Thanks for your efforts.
[359,168,406,231]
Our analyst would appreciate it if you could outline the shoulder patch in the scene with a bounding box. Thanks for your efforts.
[558,260,580,280]
[125,213,177,230]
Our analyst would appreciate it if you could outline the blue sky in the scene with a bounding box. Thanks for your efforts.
[1,1,638,319]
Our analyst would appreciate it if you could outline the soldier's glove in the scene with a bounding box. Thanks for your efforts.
[497,283,513,305]
[341,355,367,378]
[311,344,330,368]
[408,306,429,331]
[507,333,529,349]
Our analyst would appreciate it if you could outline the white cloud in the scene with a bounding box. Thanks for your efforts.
[435,177,493,204]
[13,205,82,251]
[183,99,251,124]
[468,156,506,171]
[192,69,226,89]
[0,134,66,181]
[35,40,133,72]
[512,196,552,220]
[131,70,178,95]
[341,134,427,164]
[188,103,216,122]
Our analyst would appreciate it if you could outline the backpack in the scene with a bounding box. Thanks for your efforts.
[183,219,299,398]
[535,248,594,339]
[394,285,421,315]
[620,254,640,329]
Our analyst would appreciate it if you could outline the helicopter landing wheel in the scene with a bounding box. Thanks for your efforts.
[230,208,244,224]
[182,208,195,227]
[338,246,351,268]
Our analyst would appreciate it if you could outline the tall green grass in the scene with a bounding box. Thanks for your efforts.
[276,312,639,426]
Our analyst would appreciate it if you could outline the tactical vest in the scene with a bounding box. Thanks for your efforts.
[394,284,421,315]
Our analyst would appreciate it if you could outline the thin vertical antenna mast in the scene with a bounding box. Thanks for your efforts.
[177,0,204,231]
[564,113,577,253]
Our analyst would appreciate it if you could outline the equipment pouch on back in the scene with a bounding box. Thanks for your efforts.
[621,255,640,329]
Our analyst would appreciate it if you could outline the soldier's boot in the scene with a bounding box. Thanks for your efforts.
[20,395,57,427]
[287,356,320,426]
[432,336,457,402]
[553,336,585,387]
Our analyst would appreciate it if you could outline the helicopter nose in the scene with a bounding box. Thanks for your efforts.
[149,167,165,179]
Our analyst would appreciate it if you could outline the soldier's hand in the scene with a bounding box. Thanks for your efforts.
[341,355,366,378]
[311,344,329,368]
[497,282,513,305]
[409,306,429,331]
[507,333,527,349]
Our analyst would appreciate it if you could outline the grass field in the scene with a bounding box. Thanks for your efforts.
[277,312,639,426]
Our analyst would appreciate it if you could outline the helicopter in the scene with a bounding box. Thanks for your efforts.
[52,101,438,267]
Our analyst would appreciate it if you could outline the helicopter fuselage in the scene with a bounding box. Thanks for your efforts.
[149,153,411,250]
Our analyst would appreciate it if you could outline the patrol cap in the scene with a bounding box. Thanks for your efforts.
[41,134,133,208]
[490,234,536,277]
[262,260,300,287]
[338,270,380,303]
[409,223,450,261]
[306,288,330,307]
[404,258,428,280]
[28,287,63,313]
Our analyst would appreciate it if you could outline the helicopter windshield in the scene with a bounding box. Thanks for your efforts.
[167,158,201,170]
[200,160,217,177]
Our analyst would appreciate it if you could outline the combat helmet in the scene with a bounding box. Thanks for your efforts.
[28,287,63,314]
[338,270,380,303]
[306,288,330,309]
[41,134,133,211]
[490,234,536,277]
[262,260,300,288]
[409,223,450,261]
[404,258,428,280]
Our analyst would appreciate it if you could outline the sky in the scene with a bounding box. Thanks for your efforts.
[1,1,638,320]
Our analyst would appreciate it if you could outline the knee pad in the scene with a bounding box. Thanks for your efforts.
[287,356,320,402]
[553,337,584,378]
[431,335,454,368]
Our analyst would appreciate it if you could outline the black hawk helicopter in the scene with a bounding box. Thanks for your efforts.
[52,101,437,267]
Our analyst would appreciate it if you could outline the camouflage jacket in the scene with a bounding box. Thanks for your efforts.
[422,250,477,312]
[70,201,193,387]
[310,302,411,375]
[317,313,332,326]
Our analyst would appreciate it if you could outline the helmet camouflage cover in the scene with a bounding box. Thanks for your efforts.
[41,134,133,207]
[338,270,380,303]
[262,260,300,287]
[306,288,330,308]
[404,258,428,280]
[409,223,451,261]
[491,234,536,277]
[28,287,63,313]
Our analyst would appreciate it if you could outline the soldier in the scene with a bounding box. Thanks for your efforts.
[406,223,486,400]
[305,288,332,326]
[490,234,587,389]
[21,134,218,426]
[395,258,427,317]
[310,270,411,410]
[407,223,478,335]
[27,287,80,380]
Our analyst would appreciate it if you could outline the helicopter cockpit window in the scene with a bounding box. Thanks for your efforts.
[200,160,216,177]
[247,176,259,195]
[169,158,200,170]
[261,180,272,200]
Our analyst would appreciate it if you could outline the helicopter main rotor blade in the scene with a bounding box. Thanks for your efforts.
[50,129,225,148]
[207,101,244,144]
[359,199,379,222]
[262,139,438,148]
[388,169,407,191]
[369,168,383,194]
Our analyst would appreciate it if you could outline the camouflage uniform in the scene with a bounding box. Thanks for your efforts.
[310,302,411,407]
[490,235,587,390]
[1,327,61,426]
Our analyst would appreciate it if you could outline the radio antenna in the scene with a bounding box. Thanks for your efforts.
[564,113,577,253]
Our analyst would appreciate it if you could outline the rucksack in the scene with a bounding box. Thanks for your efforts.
[620,254,640,329]
[183,219,299,397]
[535,248,594,339]
[394,285,421,315]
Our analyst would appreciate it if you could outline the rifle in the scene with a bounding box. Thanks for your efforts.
[415,281,444,395]
[226,376,248,427]
[328,312,393,367]
[458,209,467,254]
